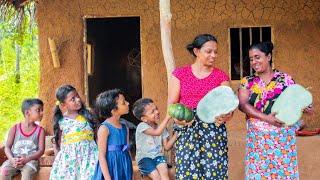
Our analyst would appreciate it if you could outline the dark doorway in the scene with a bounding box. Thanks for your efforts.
[86,17,141,126]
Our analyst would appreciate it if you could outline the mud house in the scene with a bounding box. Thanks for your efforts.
[2,0,320,179]
[35,0,320,131]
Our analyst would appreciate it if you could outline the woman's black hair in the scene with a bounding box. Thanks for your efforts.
[132,98,153,120]
[249,41,274,65]
[186,34,218,57]
[53,85,97,148]
[94,89,123,120]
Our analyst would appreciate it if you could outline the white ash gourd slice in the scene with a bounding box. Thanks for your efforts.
[271,84,312,126]
[196,86,239,123]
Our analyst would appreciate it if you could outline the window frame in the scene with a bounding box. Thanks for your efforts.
[228,26,273,81]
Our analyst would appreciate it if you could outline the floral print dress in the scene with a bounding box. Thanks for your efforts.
[240,70,303,180]
[50,115,98,180]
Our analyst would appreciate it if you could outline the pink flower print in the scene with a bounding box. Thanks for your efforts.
[262,99,268,106]
[248,81,254,88]
[285,77,294,86]
[274,88,282,95]
[276,83,284,89]
[262,93,268,100]
[253,77,260,83]
[256,101,263,109]
[267,91,275,99]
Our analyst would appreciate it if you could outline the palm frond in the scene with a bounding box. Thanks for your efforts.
[0,0,36,39]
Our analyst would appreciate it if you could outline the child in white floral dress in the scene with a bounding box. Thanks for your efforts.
[50,85,98,180]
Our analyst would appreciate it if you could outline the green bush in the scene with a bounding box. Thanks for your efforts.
[0,19,39,143]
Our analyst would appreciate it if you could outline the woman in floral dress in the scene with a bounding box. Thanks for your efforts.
[238,41,311,179]
[168,34,232,179]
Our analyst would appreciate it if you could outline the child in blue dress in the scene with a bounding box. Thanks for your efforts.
[93,89,133,180]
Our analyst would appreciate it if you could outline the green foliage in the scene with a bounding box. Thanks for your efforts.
[0,13,39,143]
[0,1,36,45]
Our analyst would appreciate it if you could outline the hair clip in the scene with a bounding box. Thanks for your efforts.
[55,100,61,106]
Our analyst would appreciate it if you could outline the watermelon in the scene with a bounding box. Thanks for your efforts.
[168,103,194,122]
[271,84,312,125]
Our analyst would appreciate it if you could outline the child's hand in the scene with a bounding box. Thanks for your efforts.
[9,157,19,168]
[16,156,29,167]
[172,131,179,140]
[215,111,234,126]
[303,104,314,114]
[173,118,194,127]
[165,114,172,121]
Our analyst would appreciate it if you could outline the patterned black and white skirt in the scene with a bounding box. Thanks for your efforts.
[174,115,228,180]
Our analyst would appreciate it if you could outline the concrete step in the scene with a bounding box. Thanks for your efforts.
[10,161,175,180]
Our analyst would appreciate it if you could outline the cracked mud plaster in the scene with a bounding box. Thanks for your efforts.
[36,0,320,133]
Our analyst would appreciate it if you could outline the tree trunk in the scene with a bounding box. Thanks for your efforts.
[15,43,21,83]
[159,0,175,83]
[159,0,175,165]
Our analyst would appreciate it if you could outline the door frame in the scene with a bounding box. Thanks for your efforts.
[82,15,142,107]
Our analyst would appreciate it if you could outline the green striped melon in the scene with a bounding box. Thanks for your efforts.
[168,103,194,122]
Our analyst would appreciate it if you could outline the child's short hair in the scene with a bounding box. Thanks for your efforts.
[132,98,153,120]
[21,98,44,116]
[95,89,123,119]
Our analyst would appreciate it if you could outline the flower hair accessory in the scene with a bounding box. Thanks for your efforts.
[55,100,61,106]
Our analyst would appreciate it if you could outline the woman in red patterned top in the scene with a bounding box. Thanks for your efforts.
[168,34,232,179]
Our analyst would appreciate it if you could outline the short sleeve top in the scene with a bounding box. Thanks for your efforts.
[172,65,229,109]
